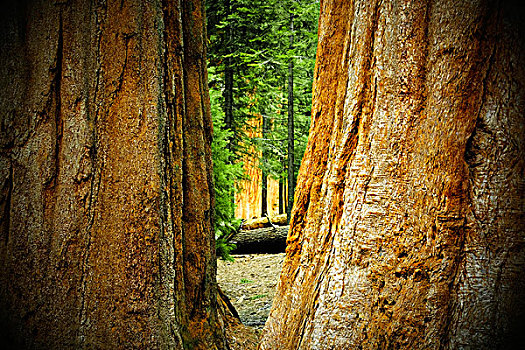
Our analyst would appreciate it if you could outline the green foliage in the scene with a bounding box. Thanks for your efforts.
[215,238,236,262]
[207,0,319,240]
[207,0,320,187]
[210,80,243,220]
[240,279,254,284]
[210,67,244,260]
[214,218,241,262]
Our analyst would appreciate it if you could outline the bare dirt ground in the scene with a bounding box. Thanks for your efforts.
[217,253,285,330]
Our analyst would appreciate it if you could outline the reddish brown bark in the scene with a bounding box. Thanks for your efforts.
[235,115,281,220]
[0,0,241,348]
[260,0,525,349]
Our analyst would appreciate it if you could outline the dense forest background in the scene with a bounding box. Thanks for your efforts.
[206,0,320,249]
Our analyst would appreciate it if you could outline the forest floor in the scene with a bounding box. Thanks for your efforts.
[217,253,285,331]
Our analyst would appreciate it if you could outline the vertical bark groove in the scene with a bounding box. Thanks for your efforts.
[0,164,13,245]
[53,13,64,190]
[78,3,105,345]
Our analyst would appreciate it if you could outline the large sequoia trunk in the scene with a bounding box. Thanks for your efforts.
[261,0,525,349]
[0,0,229,348]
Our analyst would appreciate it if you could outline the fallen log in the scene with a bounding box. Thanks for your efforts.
[231,225,289,254]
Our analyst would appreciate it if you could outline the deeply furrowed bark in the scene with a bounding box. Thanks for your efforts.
[260,0,525,349]
[0,0,232,348]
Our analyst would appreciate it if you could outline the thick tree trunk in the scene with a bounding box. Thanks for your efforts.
[0,0,232,348]
[235,115,281,220]
[261,0,525,349]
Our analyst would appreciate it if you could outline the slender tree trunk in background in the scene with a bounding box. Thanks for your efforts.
[261,167,268,216]
[262,114,269,216]
[0,0,234,348]
[223,0,234,147]
[261,0,525,349]
[279,175,284,215]
[287,12,295,224]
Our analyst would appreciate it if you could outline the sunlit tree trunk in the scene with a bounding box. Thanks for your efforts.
[0,0,233,348]
[261,0,525,349]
